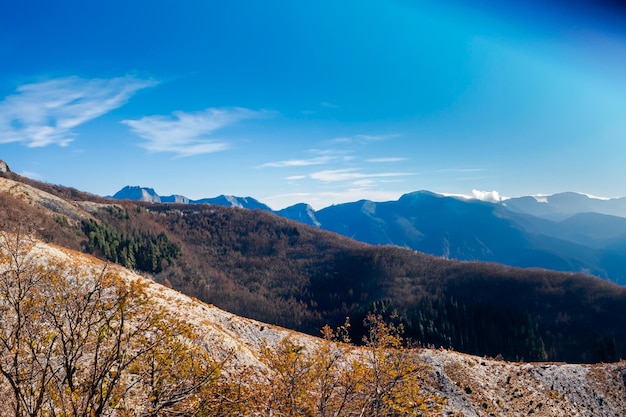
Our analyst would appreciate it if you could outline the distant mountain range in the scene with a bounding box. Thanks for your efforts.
[110,186,626,284]
[3,167,626,364]
[112,185,274,210]
[6,173,626,409]
[503,192,626,220]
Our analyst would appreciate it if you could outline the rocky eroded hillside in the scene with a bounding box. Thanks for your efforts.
[1,237,622,416]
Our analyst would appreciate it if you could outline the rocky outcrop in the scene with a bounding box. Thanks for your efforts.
[421,351,626,416]
[0,176,94,223]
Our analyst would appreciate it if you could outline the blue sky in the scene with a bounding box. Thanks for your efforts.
[1,0,625,209]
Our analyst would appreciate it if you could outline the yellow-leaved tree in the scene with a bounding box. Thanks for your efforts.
[251,316,444,417]
[0,230,224,417]
[0,228,443,416]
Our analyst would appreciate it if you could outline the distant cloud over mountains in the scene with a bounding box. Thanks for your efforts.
[471,189,503,203]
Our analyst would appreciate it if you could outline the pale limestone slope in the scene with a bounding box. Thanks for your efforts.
[27,239,626,417]
[0,176,111,222]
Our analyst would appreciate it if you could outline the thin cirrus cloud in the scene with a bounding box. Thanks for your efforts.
[310,168,414,182]
[123,107,269,157]
[435,168,485,173]
[0,76,156,147]
[260,155,336,168]
[329,133,400,144]
[367,157,409,163]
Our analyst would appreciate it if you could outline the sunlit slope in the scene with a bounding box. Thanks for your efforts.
[0,235,623,416]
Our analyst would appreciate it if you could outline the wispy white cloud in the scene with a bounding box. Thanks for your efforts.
[260,155,335,168]
[0,76,156,147]
[436,168,486,173]
[356,134,398,141]
[310,168,413,182]
[528,193,614,203]
[123,107,270,157]
[329,133,400,144]
[306,148,355,158]
[352,179,376,187]
[440,192,471,199]
[579,192,612,201]
[457,176,490,181]
[367,157,408,163]
[286,175,307,180]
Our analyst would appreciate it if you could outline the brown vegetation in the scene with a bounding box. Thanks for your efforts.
[0,233,444,416]
[1,174,626,363]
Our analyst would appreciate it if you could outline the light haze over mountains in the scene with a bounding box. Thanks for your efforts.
[112,185,626,220]
[111,186,626,284]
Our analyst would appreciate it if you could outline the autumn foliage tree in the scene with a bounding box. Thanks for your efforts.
[249,316,443,417]
[0,230,442,416]
[0,230,222,417]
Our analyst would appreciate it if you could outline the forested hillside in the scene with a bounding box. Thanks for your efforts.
[1,171,625,363]
[110,186,626,284]
[2,233,624,416]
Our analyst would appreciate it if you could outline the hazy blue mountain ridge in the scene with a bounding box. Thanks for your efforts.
[111,185,273,211]
[315,191,619,279]
[110,186,626,284]
[503,192,626,220]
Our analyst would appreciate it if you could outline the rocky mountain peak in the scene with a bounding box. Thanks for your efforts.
[112,185,160,203]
